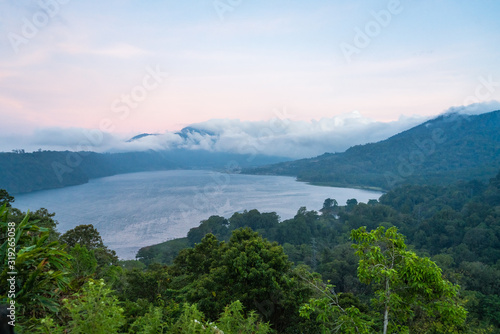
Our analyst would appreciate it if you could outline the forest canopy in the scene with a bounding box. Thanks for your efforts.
[1,170,499,332]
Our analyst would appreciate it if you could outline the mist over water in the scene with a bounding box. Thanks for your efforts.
[14,170,382,259]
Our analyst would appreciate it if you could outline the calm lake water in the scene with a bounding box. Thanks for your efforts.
[14,170,382,259]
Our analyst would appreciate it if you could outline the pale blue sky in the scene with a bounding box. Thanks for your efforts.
[1,0,499,140]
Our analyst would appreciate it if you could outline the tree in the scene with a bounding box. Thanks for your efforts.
[0,189,14,207]
[175,229,292,319]
[299,287,373,334]
[299,266,374,333]
[29,208,60,241]
[121,264,171,304]
[350,226,467,333]
[321,198,339,216]
[210,228,292,323]
[60,224,105,249]
[171,228,312,332]
[187,215,230,246]
[7,207,60,242]
[60,224,118,273]
[229,210,279,232]
[69,244,98,280]
[346,199,358,211]
[323,198,337,209]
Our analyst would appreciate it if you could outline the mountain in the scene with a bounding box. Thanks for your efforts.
[127,133,159,142]
[0,149,290,194]
[175,126,217,139]
[127,127,216,142]
[243,110,500,190]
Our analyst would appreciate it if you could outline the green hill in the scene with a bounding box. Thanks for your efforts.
[0,149,289,194]
[244,110,500,190]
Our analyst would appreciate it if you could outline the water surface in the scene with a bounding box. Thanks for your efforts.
[14,170,382,259]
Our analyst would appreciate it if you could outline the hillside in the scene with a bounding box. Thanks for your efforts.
[244,110,500,190]
[0,149,289,194]
[132,171,500,331]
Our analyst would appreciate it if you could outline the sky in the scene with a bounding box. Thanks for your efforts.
[1,0,499,157]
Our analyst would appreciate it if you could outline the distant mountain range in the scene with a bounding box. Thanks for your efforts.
[126,133,160,142]
[243,110,500,190]
[2,110,499,194]
[126,127,216,143]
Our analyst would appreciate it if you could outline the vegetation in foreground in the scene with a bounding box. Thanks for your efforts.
[1,170,499,332]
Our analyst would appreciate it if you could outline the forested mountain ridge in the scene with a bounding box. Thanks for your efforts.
[0,149,289,194]
[244,110,500,190]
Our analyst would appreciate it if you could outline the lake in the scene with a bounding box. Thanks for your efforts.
[13,170,382,259]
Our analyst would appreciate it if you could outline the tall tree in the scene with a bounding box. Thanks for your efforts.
[351,226,467,333]
[171,228,312,332]
[321,198,339,216]
[60,224,105,250]
[60,224,119,277]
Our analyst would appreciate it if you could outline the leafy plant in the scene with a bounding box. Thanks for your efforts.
[42,279,125,334]
[128,305,167,334]
[0,205,71,318]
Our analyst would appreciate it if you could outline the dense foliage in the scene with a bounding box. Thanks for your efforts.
[244,111,500,190]
[140,170,500,332]
[1,170,499,332]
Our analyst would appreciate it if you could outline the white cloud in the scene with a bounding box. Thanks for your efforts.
[3,102,498,158]
[178,112,427,158]
[0,111,422,158]
[442,100,500,116]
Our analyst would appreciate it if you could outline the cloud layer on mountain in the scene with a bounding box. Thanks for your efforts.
[2,101,498,159]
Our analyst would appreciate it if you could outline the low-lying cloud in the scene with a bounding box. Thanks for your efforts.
[2,101,498,159]
[443,100,500,116]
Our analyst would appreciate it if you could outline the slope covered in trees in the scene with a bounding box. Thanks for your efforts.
[0,149,289,194]
[244,110,500,190]
[138,170,500,332]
